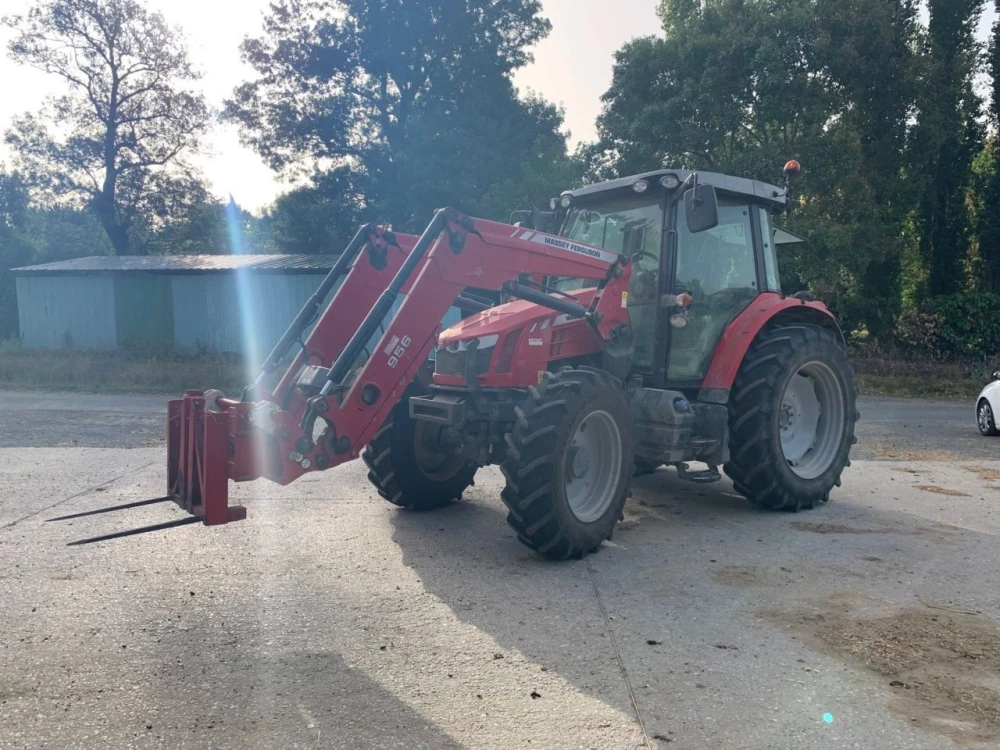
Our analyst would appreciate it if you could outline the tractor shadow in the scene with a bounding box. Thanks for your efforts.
[385,465,772,717]
[388,463,993,720]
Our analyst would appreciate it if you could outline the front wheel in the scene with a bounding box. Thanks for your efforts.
[500,367,633,560]
[725,323,858,512]
[362,392,477,510]
[979,399,1000,436]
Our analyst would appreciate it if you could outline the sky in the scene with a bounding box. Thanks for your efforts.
[0,0,997,212]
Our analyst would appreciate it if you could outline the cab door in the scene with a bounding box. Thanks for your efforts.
[661,199,763,386]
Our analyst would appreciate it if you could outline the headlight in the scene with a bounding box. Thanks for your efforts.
[659,174,681,190]
[632,179,649,194]
[559,194,573,210]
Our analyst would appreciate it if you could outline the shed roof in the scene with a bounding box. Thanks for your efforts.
[13,254,337,276]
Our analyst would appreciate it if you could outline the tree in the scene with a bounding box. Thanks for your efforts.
[3,0,209,254]
[974,16,1000,294]
[227,0,549,172]
[226,0,571,228]
[261,167,373,255]
[908,0,985,298]
[596,0,922,336]
[0,168,34,339]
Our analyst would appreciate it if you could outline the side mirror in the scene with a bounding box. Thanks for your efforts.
[510,210,532,227]
[994,370,1000,381]
[685,183,719,234]
[532,206,556,232]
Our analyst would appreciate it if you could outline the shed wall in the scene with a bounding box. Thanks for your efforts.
[171,272,320,357]
[15,275,117,349]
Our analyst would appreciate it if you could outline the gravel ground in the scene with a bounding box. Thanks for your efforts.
[1,391,999,749]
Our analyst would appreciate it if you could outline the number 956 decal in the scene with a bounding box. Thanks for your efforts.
[383,335,412,368]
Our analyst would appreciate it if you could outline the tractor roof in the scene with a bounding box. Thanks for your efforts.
[563,169,788,209]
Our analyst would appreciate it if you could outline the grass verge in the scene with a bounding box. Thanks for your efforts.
[851,352,994,401]
[0,346,246,395]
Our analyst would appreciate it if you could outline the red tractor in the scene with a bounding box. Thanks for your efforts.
[67,165,858,560]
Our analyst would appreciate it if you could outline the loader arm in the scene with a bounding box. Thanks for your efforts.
[157,208,630,537]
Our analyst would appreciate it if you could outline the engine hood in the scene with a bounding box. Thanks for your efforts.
[439,288,598,346]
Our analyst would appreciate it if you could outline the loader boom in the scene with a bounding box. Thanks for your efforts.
[165,207,632,528]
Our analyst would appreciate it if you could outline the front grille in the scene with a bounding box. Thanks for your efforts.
[434,346,491,378]
[435,348,466,377]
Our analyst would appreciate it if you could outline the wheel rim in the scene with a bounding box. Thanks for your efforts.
[413,422,466,482]
[565,410,623,523]
[980,402,994,433]
[779,361,846,480]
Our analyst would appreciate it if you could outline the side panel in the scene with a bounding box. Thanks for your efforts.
[16,275,117,349]
[115,275,174,349]
[700,293,840,391]
[171,273,330,359]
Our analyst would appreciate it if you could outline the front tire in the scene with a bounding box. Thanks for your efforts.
[979,399,1000,436]
[500,367,633,560]
[362,393,477,510]
[725,324,858,512]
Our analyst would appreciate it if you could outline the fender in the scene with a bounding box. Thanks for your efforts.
[700,293,841,394]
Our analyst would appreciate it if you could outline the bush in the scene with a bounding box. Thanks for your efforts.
[894,292,1000,359]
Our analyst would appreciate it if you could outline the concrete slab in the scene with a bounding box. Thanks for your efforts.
[3,445,1000,749]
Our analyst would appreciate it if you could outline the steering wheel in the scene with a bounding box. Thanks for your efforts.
[630,249,658,265]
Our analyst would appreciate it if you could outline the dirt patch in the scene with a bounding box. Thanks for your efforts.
[867,442,975,462]
[915,485,971,498]
[790,522,959,544]
[762,594,1000,747]
[711,565,774,588]
[791,522,888,535]
[964,466,1000,482]
[892,467,927,475]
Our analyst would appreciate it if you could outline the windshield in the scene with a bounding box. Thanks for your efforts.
[562,195,663,254]
[553,195,664,293]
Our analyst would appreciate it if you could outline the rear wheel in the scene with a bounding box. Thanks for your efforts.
[979,399,999,436]
[500,367,633,560]
[725,324,858,512]
[362,393,477,510]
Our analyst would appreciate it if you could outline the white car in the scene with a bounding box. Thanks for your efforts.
[978,371,1000,436]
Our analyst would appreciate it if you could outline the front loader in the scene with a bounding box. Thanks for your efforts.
[63,164,858,560]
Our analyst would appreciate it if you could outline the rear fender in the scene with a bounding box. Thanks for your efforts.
[700,294,842,396]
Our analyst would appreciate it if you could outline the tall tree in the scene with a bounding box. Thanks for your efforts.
[0,168,34,340]
[3,0,209,254]
[598,0,921,335]
[226,0,572,228]
[975,16,1000,294]
[909,0,985,297]
[227,0,549,172]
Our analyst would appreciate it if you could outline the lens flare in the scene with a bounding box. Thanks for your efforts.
[225,196,261,383]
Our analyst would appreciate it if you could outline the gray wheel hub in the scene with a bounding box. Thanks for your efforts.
[980,402,994,433]
[565,410,623,523]
[779,362,847,481]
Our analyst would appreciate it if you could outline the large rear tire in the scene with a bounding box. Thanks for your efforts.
[725,324,858,512]
[500,367,633,560]
[362,394,477,511]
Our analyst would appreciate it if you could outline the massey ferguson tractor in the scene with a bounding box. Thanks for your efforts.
[64,164,859,559]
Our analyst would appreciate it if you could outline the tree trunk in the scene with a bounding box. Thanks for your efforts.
[93,194,129,254]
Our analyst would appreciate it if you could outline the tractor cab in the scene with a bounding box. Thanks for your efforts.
[551,169,791,391]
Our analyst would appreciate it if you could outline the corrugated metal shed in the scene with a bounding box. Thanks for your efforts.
[13,254,337,274]
[14,255,462,358]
